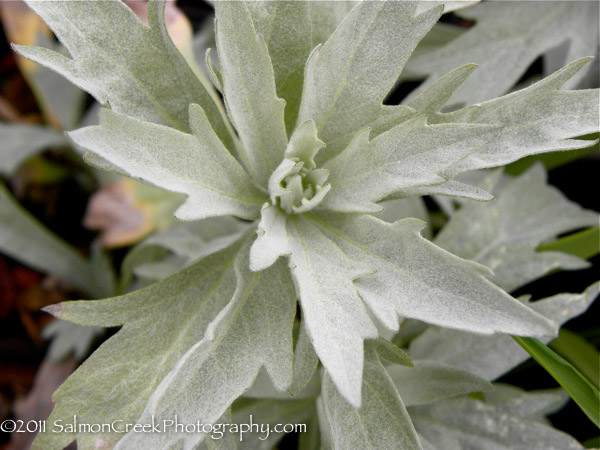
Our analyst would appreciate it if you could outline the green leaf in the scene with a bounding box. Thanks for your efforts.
[215,0,288,186]
[406,1,599,104]
[16,0,232,147]
[116,240,297,449]
[539,226,600,261]
[514,336,600,427]
[0,183,105,297]
[322,343,422,450]
[0,123,65,173]
[69,106,266,221]
[246,1,312,134]
[35,238,244,449]
[387,360,492,407]
[298,1,442,164]
[409,282,600,381]
[435,166,598,292]
[321,116,499,212]
[550,329,600,390]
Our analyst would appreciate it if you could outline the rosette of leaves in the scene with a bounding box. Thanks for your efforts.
[14,1,598,449]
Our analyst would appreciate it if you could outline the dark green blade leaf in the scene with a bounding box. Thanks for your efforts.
[550,329,600,389]
[538,226,600,260]
[514,336,600,427]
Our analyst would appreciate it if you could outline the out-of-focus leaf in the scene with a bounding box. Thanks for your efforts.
[410,392,584,449]
[0,123,65,173]
[0,183,105,298]
[83,179,184,248]
[406,1,599,105]
[42,320,103,362]
[515,336,600,427]
[550,329,600,389]
[539,226,600,261]
[435,166,598,292]
[409,282,600,381]
[0,0,85,129]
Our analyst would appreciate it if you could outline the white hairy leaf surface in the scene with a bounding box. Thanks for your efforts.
[69,106,265,221]
[215,0,288,186]
[409,394,583,450]
[16,0,232,147]
[406,0,599,105]
[305,213,556,337]
[435,166,599,292]
[298,1,441,163]
[322,343,422,450]
[321,116,499,212]
[35,239,245,449]
[409,282,600,380]
[115,240,297,450]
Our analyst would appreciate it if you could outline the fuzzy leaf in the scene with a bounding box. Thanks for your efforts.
[298,1,441,164]
[483,384,569,421]
[35,238,245,450]
[15,0,231,146]
[289,320,320,397]
[322,343,422,450]
[432,58,599,174]
[387,360,492,407]
[246,1,312,133]
[215,0,288,186]
[409,395,583,450]
[0,123,65,173]
[69,106,265,221]
[116,241,297,449]
[435,166,599,292]
[287,215,378,407]
[406,1,599,105]
[307,213,556,337]
[250,204,290,271]
[320,116,499,212]
[308,1,358,47]
[409,282,600,380]
[42,320,103,363]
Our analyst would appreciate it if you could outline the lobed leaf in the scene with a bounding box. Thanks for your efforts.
[15,0,232,147]
[435,166,599,292]
[215,0,288,186]
[298,0,442,164]
[69,106,265,221]
[115,240,297,449]
[35,237,245,449]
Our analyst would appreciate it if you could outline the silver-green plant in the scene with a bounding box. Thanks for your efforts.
[10,1,599,449]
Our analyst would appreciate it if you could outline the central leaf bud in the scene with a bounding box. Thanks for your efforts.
[268,120,331,214]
